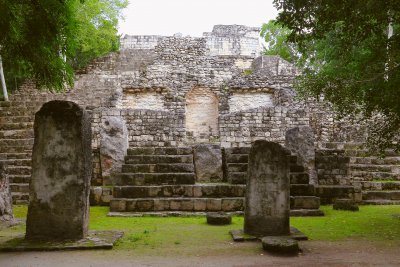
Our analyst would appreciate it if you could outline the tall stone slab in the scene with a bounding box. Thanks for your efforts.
[285,126,317,185]
[99,116,128,185]
[193,144,223,182]
[244,140,290,237]
[0,162,14,223]
[26,101,92,240]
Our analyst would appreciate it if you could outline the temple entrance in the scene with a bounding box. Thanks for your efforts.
[185,88,219,142]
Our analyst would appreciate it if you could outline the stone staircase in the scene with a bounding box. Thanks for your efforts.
[224,147,324,216]
[0,100,39,204]
[319,142,400,205]
[110,147,245,214]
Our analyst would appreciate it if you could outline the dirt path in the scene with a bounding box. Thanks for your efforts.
[1,240,399,267]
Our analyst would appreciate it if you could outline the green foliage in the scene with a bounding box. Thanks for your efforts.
[0,0,127,92]
[70,0,128,69]
[261,20,297,62]
[273,0,400,152]
[242,69,253,76]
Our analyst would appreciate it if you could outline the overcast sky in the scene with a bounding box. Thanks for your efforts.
[118,0,278,37]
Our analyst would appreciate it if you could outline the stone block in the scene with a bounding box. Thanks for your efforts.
[193,199,207,211]
[193,144,223,182]
[206,198,222,211]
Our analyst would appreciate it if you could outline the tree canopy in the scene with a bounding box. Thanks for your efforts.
[0,0,127,92]
[273,0,400,152]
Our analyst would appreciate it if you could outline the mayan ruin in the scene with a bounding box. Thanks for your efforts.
[0,1,399,261]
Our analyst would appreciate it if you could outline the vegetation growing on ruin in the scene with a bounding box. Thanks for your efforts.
[4,205,399,255]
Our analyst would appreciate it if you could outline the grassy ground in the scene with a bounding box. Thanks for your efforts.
[4,205,400,255]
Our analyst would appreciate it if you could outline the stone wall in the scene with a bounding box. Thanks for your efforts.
[1,24,374,190]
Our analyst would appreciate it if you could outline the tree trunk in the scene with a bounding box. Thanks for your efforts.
[0,55,9,101]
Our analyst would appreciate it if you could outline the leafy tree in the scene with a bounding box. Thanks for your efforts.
[70,0,127,69]
[273,0,400,152]
[0,0,127,92]
[260,20,298,62]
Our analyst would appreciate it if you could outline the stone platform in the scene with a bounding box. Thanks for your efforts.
[0,230,123,252]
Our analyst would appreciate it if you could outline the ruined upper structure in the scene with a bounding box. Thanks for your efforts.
[4,24,396,207]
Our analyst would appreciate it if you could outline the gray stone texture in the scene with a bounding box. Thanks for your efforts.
[0,162,13,222]
[193,144,223,182]
[26,101,92,241]
[206,212,232,225]
[99,116,128,185]
[285,126,317,185]
[261,236,300,254]
[244,140,290,237]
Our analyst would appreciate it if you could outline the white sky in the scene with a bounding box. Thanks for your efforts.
[118,0,278,37]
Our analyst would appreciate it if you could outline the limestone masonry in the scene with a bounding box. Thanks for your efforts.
[1,25,399,211]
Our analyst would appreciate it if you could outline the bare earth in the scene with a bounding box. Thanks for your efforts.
[1,240,399,267]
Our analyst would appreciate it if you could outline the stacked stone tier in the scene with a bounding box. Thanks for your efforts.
[319,142,400,205]
[0,101,38,204]
[227,147,324,216]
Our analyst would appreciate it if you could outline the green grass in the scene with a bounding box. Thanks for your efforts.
[7,205,400,254]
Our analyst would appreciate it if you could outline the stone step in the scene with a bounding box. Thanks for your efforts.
[345,149,398,157]
[350,164,397,173]
[290,209,325,217]
[6,166,31,175]
[113,184,246,198]
[127,147,193,156]
[8,174,31,184]
[11,192,29,204]
[290,196,320,209]
[361,200,400,205]
[290,184,315,196]
[0,108,35,117]
[362,191,400,201]
[0,152,31,160]
[0,129,34,139]
[0,116,33,124]
[350,171,400,180]
[315,185,360,204]
[323,142,364,150]
[10,183,30,193]
[0,138,34,148]
[124,155,193,164]
[0,159,31,167]
[350,156,400,165]
[227,172,246,184]
[110,197,244,212]
[121,163,194,173]
[361,181,400,191]
[224,147,251,155]
[290,172,310,184]
[227,163,247,172]
[115,173,195,186]
[0,122,34,130]
[290,164,305,173]
[0,146,33,154]
[225,154,248,164]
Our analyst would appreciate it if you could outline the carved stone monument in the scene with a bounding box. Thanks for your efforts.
[0,162,14,223]
[26,101,92,240]
[285,126,317,185]
[244,140,290,237]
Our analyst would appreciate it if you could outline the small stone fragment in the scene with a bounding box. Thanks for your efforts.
[333,199,359,211]
[207,212,232,225]
[261,236,300,254]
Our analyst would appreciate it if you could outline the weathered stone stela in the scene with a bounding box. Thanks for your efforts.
[26,101,92,240]
[244,140,290,237]
[0,162,14,223]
